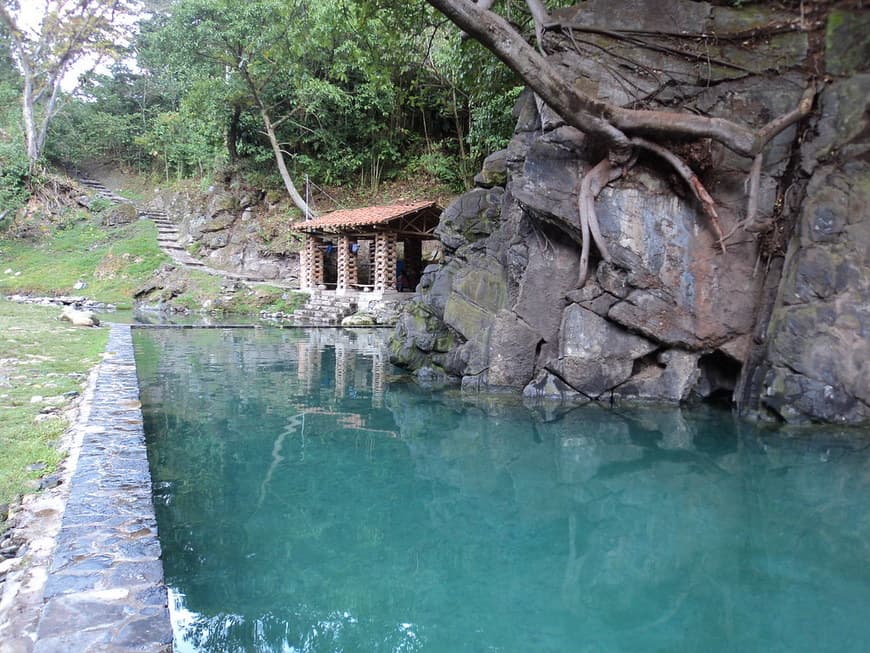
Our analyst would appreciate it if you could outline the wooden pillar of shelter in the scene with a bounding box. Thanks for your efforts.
[373,231,397,293]
[367,241,375,287]
[301,235,324,290]
[336,235,358,293]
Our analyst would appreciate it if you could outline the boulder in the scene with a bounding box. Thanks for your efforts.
[756,74,870,424]
[102,202,137,226]
[341,313,376,327]
[613,350,702,404]
[485,311,541,388]
[474,149,509,188]
[435,187,505,252]
[60,307,100,327]
[388,0,867,422]
[544,306,657,398]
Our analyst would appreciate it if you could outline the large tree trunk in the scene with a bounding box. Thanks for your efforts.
[240,64,314,218]
[260,108,313,218]
[21,72,39,164]
[227,104,241,162]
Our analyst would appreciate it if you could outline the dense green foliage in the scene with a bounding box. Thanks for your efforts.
[0,24,30,214]
[38,0,544,192]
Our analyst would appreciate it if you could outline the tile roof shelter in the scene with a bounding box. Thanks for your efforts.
[295,201,442,295]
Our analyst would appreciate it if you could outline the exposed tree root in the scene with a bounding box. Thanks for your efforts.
[745,152,765,231]
[577,156,636,286]
[429,0,822,286]
[630,137,727,253]
[755,83,817,151]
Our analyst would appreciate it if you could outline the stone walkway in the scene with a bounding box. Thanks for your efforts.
[28,325,171,653]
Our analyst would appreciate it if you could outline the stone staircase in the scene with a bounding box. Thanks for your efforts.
[76,175,305,292]
[292,292,358,326]
[78,178,129,204]
[137,208,208,271]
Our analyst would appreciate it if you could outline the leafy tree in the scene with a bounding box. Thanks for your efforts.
[0,19,28,213]
[0,0,140,169]
[140,0,317,213]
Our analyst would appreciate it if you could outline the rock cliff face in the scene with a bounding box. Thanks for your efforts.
[390,1,869,424]
[148,182,300,282]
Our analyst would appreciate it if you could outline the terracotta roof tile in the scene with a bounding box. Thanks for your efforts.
[296,200,440,232]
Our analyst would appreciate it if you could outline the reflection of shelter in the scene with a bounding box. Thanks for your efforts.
[295,329,390,407]
[296,201,442,295]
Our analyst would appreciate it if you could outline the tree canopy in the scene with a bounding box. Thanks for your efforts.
[0,0,139,168]
[16,0,535,206]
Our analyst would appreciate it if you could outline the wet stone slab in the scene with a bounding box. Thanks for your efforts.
[34,325,172,653]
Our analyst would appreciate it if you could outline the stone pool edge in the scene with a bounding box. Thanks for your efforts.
[33,324,172,653]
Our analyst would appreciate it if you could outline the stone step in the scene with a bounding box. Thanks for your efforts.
[306,296,357,307]
[302,307,356,317]
[78,178,128,204]
[305,300,357,309]
[293,308,347,318]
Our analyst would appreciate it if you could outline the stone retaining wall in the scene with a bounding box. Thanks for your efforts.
[33,325,172,653]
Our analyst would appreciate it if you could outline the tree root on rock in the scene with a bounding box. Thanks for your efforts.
[577,157,635,286]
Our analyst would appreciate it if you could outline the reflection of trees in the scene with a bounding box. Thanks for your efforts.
[136,329,870,652]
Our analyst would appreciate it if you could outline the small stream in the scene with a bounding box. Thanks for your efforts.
[134,327,870,653]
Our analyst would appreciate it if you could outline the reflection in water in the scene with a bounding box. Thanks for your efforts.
[134,328,870,653]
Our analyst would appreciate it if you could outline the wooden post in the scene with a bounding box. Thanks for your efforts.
[373,231,397,293]
[337,235,348,293]
[300,235,311,290]
[366,240,375,287]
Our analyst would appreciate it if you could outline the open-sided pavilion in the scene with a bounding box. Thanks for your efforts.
[295,200,442,296]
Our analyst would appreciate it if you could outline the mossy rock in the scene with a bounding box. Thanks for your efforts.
[342,312,376,326]
[826,10,870,76]
[102,202,138,226]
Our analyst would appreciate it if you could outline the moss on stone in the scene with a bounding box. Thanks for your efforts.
[826,10,870,75]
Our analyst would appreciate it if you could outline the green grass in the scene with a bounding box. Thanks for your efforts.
[0,215,169,308]
[170,271,308,315]
[0,299,108,519]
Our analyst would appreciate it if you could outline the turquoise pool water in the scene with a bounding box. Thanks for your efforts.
[134,327,870,653]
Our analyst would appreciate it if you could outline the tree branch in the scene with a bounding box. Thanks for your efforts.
[755,82,817,148]
[426,0,762,157]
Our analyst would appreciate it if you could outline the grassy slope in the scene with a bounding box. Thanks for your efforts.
[0,208,167,520]
[0,299,107,514]
[0,213,169,308]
